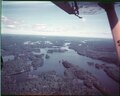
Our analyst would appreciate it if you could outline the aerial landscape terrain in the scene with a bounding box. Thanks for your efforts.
[1,34,120,96]
[1,1,120,96]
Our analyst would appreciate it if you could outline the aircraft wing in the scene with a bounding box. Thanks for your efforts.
[52,1,120,15]
[52,1,75,14]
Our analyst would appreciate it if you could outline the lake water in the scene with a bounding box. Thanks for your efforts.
[9,46,119,94]
[29,46,119,94]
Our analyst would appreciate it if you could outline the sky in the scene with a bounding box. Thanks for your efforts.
[1,1,120,38]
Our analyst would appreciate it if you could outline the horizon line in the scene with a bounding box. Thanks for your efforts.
[1,33,113,39]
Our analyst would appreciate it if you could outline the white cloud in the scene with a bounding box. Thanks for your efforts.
[1,15,112,38]
[2,16,19,25]
[32,24,47,31]
[6,25,16,29]
[2,16,27,30]
[2,16,49,33]
[1,16,9,22]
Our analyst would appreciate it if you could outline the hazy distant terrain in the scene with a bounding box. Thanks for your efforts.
[1,34,117,63]
[1,34,119,95]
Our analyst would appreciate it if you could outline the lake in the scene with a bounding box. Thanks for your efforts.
[13,46,119,95]
[1,35,119,95]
